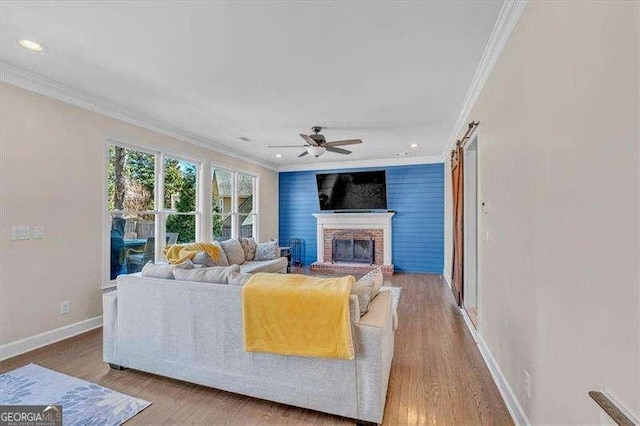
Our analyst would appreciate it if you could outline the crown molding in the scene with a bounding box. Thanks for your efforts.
[276,154,444,173]
[0,61,278,171]
[443,0,528,158]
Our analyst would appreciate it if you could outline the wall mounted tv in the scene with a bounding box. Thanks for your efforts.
[316,170,388,211]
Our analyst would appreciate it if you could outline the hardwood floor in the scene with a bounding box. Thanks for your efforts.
[0,273,512,425]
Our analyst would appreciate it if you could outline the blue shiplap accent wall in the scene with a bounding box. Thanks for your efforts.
[279,163,444,273]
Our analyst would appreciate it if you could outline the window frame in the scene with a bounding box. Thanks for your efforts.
[210,163,259,242]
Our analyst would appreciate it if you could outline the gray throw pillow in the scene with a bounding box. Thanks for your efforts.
[229,272,253,286]
[192,251,216,267]
[141,260,193,280]
[254,241,278,261]
[172,265,241,284]
[220,239,246,265]
[238,237,257,261]
[212,241,229,266]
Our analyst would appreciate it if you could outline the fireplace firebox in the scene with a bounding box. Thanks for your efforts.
[332,232,375,264]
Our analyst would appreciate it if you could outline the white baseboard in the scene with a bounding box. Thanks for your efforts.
[475,331,531,426]
[0,316,103,361]
[443,273,452,289]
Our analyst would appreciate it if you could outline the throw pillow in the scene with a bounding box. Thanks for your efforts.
[351,279,373,315]
[220,239,246,265]
[238,237,257,261]
[254,241,278,261]
[141,260,193,280]
[359,267,384,300]
[172,265,241,284]
[212,241,229,266]
[229,272,253,286]
[192,251,216,267]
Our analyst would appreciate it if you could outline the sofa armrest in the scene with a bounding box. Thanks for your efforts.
[358,290,391,327]
[353,290,394,423]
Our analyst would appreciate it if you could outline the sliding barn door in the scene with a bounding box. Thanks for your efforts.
[451,146,464,306]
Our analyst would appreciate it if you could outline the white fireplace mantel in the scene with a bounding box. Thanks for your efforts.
[312,212,395,264]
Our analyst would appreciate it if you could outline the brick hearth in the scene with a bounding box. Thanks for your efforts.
[310,262,394,276]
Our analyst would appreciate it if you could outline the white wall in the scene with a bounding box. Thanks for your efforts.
[445,1,639,423]
[0,82,279,346]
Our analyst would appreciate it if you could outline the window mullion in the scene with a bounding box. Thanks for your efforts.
[156,153,165,260]
[230,171,237,238]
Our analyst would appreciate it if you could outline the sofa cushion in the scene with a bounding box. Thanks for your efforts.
[229,272,253,286]
[172,265,241,284]
[141,260,193,280]
[254,241,278,261]
[238,237,257,261]
[240,257,288,274]
[220,239,246,265]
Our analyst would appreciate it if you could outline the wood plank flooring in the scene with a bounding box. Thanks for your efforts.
[0,273,512,425]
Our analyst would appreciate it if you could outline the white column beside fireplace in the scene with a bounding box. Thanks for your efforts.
[312,212,395,267]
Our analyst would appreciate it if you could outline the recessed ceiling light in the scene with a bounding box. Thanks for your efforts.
[410,143,419,149]
[18,39,46,52]
[275,154,283,158]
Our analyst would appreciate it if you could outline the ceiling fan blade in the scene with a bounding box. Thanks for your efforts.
[325,139,363,147]
[267,145,309,148]
[298,150,309,158]
[326,146,351,155]
[299,134,318,146]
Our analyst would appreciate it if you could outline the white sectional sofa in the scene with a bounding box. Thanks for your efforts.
[103,274,395,424]
[238,256,288,274]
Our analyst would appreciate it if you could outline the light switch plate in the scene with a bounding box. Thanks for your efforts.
[11,226,30,240]
[32,226,45,239]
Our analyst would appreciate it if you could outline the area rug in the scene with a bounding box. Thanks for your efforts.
[380,285,402,313]
[0,363,150,426]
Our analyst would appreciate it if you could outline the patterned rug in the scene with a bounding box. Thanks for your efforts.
[380,285,402,313]
[0,363,150,426]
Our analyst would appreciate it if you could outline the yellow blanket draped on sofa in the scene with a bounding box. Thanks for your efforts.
[162,242,222,265]
[242,273,355,360]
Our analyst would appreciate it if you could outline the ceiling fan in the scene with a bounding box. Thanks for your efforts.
[268,126,363,158]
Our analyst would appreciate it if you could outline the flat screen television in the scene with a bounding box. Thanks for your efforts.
[316,170,388,211]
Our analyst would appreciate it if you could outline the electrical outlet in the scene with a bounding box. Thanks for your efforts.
[60,301,71,316]
[32,226,45,239]
[524,370,531,399]
[11,226,30,240]
[482,231,490,242]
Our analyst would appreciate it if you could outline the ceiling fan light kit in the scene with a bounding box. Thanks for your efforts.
[267,126,363,159]
[307,146,326,157]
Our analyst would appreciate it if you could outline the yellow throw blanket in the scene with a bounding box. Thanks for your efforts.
[162,242,222,265]
[242,273,355,360]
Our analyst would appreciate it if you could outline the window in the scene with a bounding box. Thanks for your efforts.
[238,173,257,238]
[211,168,258,241]
[107,145,158,280]
[164,157,199,244]
[106,141,256,282]
[107,143,200,281]
[211,168,234,241]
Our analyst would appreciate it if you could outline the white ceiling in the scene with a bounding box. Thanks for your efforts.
[0,1,503,169]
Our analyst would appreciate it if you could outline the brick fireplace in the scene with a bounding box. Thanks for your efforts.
[311,212,395,275]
